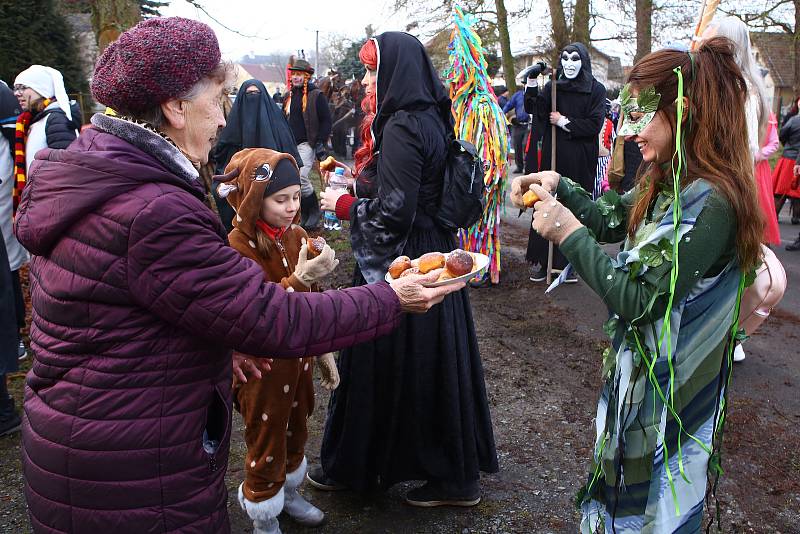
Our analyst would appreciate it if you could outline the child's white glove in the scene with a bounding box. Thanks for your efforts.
[317,353,340,390]
[294,240,339,287]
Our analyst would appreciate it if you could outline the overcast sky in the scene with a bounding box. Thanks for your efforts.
[162,0,564,62]
[163,0,792,65]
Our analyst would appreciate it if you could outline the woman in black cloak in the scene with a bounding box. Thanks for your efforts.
[312,32,498,506]
[523,43,606,281]
[212,79,302,232]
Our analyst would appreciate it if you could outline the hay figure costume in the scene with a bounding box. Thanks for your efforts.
[283,57,332,230]
[524,43,606,274]
[217,148,339,534]
[445,6,509,286]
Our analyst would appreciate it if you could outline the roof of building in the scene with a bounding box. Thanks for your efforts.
[237,63,286,85]
[750,31,794,88]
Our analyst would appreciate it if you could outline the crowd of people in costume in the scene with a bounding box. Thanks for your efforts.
[0,10,792,534]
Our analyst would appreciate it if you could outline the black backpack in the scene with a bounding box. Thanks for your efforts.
[433,135,486,232]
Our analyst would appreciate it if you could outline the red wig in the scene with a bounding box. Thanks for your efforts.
[354,39,378,177]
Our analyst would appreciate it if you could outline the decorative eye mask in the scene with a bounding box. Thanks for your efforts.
[618,83,662,136]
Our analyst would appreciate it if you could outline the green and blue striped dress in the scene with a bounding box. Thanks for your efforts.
[555,176,740,533]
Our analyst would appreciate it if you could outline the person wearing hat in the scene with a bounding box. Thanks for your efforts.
[14,17,462,534]
[13,66,77,179]
[283,56,332,230]
[217,148,339,534]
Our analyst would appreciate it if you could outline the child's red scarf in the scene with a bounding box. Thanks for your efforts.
[255,219,287,241]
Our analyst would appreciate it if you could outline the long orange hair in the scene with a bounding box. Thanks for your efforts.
[626,37,763,272]
[354,39,377,177]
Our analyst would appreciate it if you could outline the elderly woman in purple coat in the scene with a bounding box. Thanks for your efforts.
[14,17,459,534]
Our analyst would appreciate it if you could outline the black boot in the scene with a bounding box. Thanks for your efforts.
[786,235,800,251]
[0,397,21,437]
[405,479,481,507]
[300,193,322,231]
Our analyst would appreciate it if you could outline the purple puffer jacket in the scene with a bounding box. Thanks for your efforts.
[14,115,401,534]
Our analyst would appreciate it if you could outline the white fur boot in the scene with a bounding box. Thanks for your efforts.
[283,457,325,527]
[238,483,284,534]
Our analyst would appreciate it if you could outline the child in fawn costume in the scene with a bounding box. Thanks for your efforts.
[217,148,340,534]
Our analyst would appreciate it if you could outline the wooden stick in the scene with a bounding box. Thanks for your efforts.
[546,71,557,285]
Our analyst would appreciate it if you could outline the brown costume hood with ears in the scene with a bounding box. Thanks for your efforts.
[217,148,310,293]
[216,148,300,241]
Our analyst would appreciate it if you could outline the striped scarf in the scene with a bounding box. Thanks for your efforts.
[13,98,50,215]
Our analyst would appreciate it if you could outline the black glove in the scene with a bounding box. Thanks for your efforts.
[520,61,548,82]
[314,143,328,161]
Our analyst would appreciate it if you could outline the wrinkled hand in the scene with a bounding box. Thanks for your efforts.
[317,353,340,390]
[320,187,349,211]
[510,171,561,208]
[390,269,465,313]
[530,185,583,245]
[294,239,339,286]
[233,352,272,384]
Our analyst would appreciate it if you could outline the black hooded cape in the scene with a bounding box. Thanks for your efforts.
[212,80,302,232]
[523,42,606,267]
[349,31,454,284]
[320,31,498,491]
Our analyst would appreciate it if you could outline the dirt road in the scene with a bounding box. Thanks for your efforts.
[2,205,798,534]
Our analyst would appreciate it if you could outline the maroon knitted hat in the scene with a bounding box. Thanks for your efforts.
[91,17,221,115]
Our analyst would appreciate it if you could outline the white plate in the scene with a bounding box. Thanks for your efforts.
[384,252,490,288]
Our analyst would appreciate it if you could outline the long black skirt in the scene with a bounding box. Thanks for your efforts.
[320,222,498,491]
[0,238,20,375]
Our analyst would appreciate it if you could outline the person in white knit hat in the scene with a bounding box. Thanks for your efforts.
[13,65,78,175]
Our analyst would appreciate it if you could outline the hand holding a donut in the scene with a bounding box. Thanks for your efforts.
[530,185,582,245]
[294,238,339,286]
[510,171,561,209]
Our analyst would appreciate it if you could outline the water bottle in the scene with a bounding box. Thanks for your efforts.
[324,167,347,231]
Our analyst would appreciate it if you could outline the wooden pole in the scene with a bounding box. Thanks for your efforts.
[546,71,557,285]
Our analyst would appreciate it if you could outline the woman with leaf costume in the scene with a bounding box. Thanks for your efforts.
[512,38,763,532]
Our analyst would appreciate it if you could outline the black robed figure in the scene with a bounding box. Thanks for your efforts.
[310,31,498,506]
[212,79,303,233]
[524,43,606,278]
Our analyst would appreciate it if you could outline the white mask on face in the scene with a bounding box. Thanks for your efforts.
[561,51,582,80]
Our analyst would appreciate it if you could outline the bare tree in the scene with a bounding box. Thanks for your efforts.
[89,0,140,52]
[572,0,591,44]
[634,0,654,62]
[547,0,570,54]
[392,0,532,90]
[494,0,518,91]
